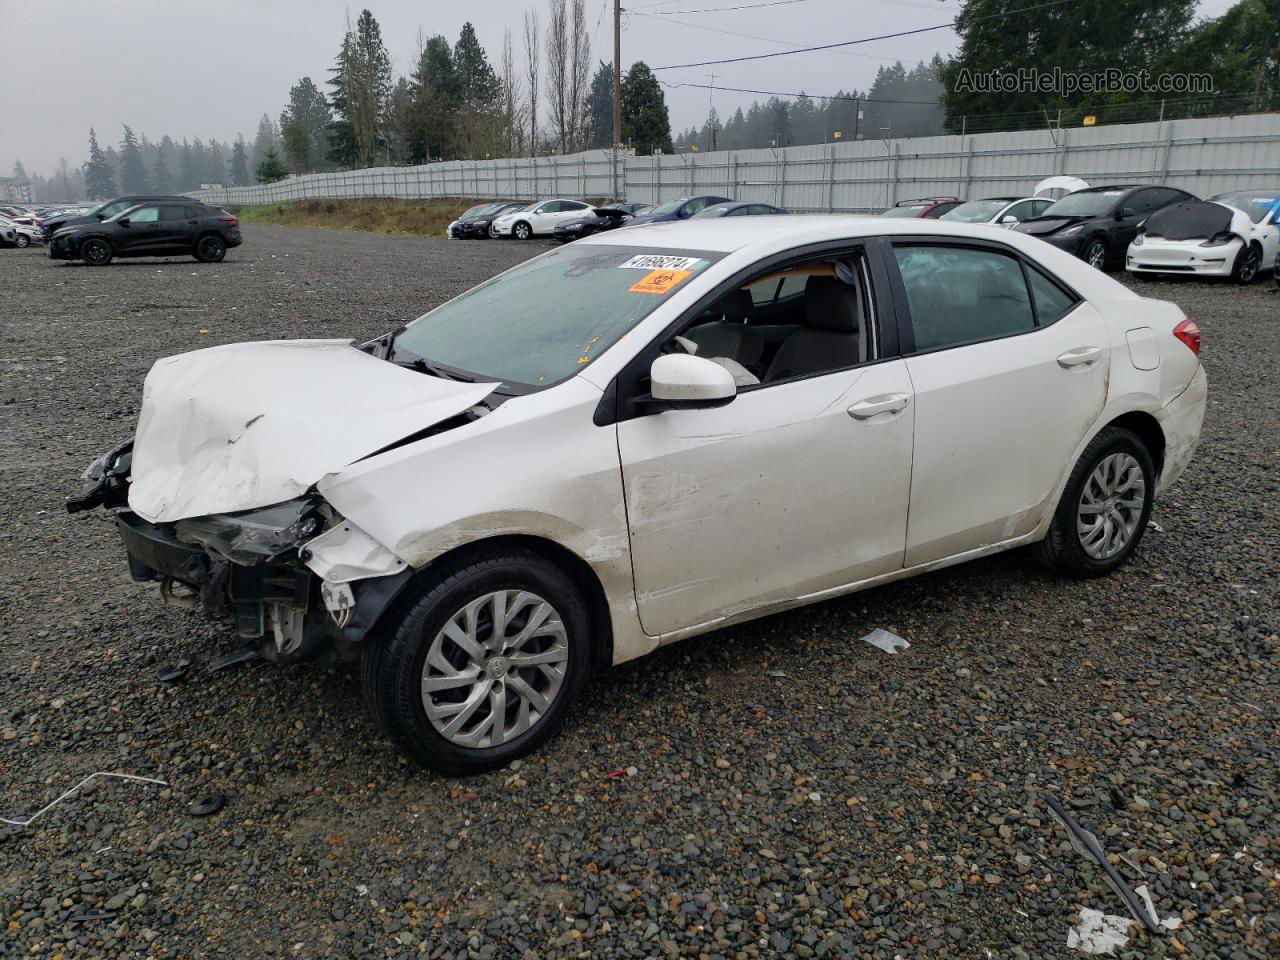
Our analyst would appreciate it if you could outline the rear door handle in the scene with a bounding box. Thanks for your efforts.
[1057,346,1102,368]
[848,393,911,419]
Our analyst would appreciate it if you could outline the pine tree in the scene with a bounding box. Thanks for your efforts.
[119,125,150,193]
[586,62,614,149]
[83,128,117,199]
[251,115,278,171]
[281,77,334,170]
[255,146,288,183]
[178,139,200,192]
[151,137,176,194]
[621,63,672,155]
[281,119,313,173]
[230,137,251,186]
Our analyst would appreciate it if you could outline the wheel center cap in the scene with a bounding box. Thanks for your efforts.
[486,657,509,679]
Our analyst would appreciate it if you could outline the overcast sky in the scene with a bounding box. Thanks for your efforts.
[1,0,1238,177]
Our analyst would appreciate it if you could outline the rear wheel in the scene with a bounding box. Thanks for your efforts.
[513,221,532,240]
[1034,426,1155,577]
[1231,244,1261,285]
[194,234,227,263]
[80,238,113,266]
[361,548,590,774]
[1084,238,1109,271]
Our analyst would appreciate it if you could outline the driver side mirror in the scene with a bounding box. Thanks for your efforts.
[647,354,737,410]
[117,218,130,226]
[1117,207,1135,219]
[999,214,1019,224]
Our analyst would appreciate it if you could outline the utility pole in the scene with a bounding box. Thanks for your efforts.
[612,0,623,199]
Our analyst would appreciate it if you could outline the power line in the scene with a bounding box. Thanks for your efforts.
[649,0,1075,70]
[661,79,941,106]
[645,0,810,14]
[631,9,905,62]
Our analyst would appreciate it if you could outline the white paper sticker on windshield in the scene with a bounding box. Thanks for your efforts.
[619,254,704,271]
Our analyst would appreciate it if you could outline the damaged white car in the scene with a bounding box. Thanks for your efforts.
[1126,190,1280,283]
[71,217,1207,773]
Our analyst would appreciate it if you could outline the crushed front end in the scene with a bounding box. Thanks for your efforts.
[68,440,412,663]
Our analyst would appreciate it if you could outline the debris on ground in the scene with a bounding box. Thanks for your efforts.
[861,628,910,654]
[1,772,167,828]
[1067,909,1134,955]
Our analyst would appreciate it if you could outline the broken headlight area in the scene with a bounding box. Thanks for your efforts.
[65,439,133,513]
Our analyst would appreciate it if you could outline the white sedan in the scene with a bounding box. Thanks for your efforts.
[940,196,1055,228]
[73,217,1207,773]
[2,214,43,247]
[490,198,594,239]
[1126,190,1280,283]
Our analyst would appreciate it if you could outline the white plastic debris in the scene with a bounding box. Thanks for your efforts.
[1067,910,1133,955]
[1134,884,1183,931]
[1,772,167,827]
[861,628,910,654]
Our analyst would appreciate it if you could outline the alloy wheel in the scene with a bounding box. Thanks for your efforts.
[1086,241,1107,270]
[1238,249,1259,283]
[420,589,569,748]
[83,241,109,265]
[1076,452,1146,560]
[514,223,531,240]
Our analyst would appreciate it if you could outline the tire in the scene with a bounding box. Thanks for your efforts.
[1033,426,1155,578]
[361,548,591,774]
[488,225,500,239]
[513,221,532,241]
[1084,238,1109,271]
[1230,243,1261,285]
[80,238,113,266]
[194,234,227,263]
[14,234,29,248]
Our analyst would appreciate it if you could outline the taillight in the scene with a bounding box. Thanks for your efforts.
[1173,318,1200,355]
[217,215,238,226]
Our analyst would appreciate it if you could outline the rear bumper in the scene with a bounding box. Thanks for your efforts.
[1154,365,1207,495]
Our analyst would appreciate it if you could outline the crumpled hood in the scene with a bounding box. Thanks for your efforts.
[1016,216,1086,236]
[128,339,497,523]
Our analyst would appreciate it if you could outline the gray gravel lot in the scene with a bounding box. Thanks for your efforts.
[1,226,1277,960]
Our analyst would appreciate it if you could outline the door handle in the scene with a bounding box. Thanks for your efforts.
[848,393,911,419]
[1057,346,1102,368]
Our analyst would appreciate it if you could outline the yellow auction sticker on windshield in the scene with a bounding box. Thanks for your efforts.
[628,269,693,295]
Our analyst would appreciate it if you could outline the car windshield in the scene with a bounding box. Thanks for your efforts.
[393,244,724,388]
[882,205,927,218]
[1040,190,1125,218]
[941,199,1011,222]
[648,198,688,215]
[1208,191,1280,223]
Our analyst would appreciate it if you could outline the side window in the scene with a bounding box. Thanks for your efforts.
[535,202,554,214]
[1003,200,1035,222]
[159,206,187,221]
[748,275,782,305]
[1026,266,1078,326]
[126,206,160,223]
[1127,190,1164,215]
[564,201,589,211]
[893,245,1036,352]
[1030,199,1053,217]
[683,198,713,215]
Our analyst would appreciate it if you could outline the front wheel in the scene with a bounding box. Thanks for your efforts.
[80,238,113,266]
[513,221,532,240]
[194,234,227,263]
[1231,244,1261,285]
[1033,426,1155,577]
[361,548,590,774]
[1084,238,1109,271]
[14,234,29,248]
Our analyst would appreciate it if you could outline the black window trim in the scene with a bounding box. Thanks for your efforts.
[594,235,901,426]
[882,235,1084,358]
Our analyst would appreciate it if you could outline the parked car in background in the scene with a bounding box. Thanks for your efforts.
[448,201,525,239]
[941,196,1054,228]
[552,204,649,242]
[71,216,1205,773]
[1126,191,1280,284]
[48,201,241,265]
[691,201,789,219]
[626,195,733,225]
[491,199,595,239]
[1015,184,1197,270]
[881,197,962,219]
[4,214,45,247]
[0,217,18,247]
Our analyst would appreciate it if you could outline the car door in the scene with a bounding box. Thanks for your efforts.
[115,205,162,252]
[999,199,1039,226]
[887,240,1109,566]
[156,204,196,250]
[550,201,590,230]
[1110,189,1165,250]
[615,246,915,636]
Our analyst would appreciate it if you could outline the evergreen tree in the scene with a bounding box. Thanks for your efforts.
[282,118,313,173]
[178,139,200,191]
[251,114,279,171]
[332,10,393,166]
[453,22,499,157]
[281,76,334,170]
[119,124,150,193]
[621,62,672,155]
[230,137,251,186]
[151,137,176,193]
[83,128,117,199]
[255,146,289,183]
[586,62,614,149]
[408,35,459,161]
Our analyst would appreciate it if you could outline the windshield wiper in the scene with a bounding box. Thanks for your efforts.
[405,357,474,382]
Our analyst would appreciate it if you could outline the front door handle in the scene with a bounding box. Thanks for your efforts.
[1057,346,1102,368]
[848,393,911,419]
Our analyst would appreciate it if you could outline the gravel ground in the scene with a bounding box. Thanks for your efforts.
[1,227,1277,960]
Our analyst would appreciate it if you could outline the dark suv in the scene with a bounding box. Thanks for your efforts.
[40,195,202,239]
[48,202,242,265]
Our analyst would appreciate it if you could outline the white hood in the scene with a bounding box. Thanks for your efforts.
[128,339,497,523]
